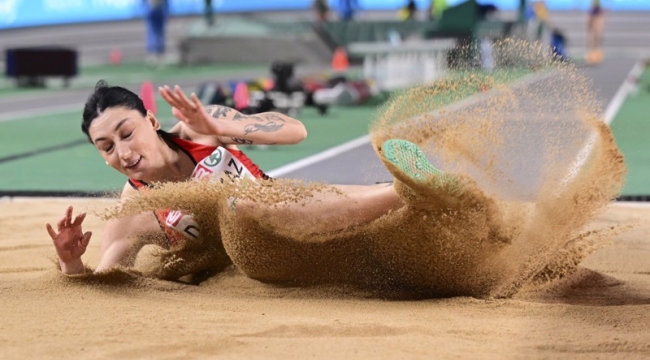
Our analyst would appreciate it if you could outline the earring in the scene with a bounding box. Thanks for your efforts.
[105,161,109,165]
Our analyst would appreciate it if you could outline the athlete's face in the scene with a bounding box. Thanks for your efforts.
[88,106,163,179]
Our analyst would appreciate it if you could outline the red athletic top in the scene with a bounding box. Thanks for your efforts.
[128,132,267,189]
[128,132,268,248]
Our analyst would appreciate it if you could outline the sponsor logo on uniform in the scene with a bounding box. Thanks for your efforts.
[192,163,214,179]
[164,210,201,241]
[203,148,223,167]
[166,210,183,227]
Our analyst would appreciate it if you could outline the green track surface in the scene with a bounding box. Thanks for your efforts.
[1,66,646,196]
[610,66,650,196]
[0,101,378,192]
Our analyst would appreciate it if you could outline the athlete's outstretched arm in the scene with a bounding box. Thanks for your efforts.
[95,210,161,272]
[47,184,162,275]
[159,85,307,145]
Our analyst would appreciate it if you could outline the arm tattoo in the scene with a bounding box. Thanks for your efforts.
[231,137,254,144]
[232,112,247,121]
[243,121,284,135]
[206,105,232,119]
[232,112,286,123]
[257,113,286,122]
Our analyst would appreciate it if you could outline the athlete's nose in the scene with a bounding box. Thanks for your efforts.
[116,143,133,161]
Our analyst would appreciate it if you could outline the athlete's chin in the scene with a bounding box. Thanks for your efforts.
[124,168,146,178]
[123,159,146,178]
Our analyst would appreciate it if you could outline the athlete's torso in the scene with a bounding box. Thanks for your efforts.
[128,132,268,248]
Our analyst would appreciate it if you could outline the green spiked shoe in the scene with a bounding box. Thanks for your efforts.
[382,139,446,181]
[381,139,462,209]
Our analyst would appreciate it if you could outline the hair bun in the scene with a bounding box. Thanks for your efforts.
[94,80,109,91]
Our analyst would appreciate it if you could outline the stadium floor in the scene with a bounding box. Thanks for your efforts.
[610,66,650,197]
[0,63,647,197]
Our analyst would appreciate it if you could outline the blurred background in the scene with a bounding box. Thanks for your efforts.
[0,0,648,199]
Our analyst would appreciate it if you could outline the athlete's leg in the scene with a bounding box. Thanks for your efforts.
[377,138,471,210]
[234,139,462,234]
[233,182,404,235]
[234,140,456,234]
[330,182,404,223]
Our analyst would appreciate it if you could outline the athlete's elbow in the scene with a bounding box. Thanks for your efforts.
[288,124,307,144]
[297,124,308,142]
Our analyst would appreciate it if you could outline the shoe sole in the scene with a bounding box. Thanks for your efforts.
[382,139,445,182]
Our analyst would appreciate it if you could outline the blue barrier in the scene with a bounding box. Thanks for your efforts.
[0,0,313,29]
[0,0,648,30]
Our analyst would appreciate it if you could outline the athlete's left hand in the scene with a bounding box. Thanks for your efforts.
[159,85,222,135]
[46,206,92,267]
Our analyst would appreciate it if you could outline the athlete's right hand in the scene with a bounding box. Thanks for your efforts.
[159,85,220,136]
[46,206,92,272]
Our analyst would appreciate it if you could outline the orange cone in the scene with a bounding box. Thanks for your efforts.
[331,47,349,71]
[140,81,157,115]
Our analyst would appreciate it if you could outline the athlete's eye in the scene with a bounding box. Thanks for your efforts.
[122,132,133,140]
[103,144,114,153]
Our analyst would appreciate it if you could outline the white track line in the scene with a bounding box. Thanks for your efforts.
[266,70,557,178]
[562,60,645,184]
[604,60,644,125]
[267,135,371,177]
[269,62,641,182]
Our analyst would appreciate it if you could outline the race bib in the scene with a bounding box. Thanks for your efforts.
[164,209,200,239]
[191,147,255,183]
[165,147,255,244]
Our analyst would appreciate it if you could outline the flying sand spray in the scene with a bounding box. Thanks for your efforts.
[104,40,626,298]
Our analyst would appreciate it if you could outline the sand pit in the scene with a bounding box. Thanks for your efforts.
[0,198,649,359]
[2,40,648,358]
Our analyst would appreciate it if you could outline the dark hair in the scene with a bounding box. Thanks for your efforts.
[82,80,147,142]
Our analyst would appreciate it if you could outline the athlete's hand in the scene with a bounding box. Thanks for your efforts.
[159,85,221,135]
[46,206,92,268]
